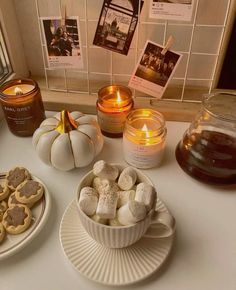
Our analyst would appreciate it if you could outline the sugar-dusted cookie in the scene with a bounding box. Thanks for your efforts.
[0,179,10,201]
[0,222,6,243]
[2,204,32,235]
[15,180,44,205]
[8,192,35,209]
[0,200,8,222]
[6,167,31,191]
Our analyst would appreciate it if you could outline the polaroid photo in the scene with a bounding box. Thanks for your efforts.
[41,16,83,69]
[93,0,143,55]
[149,0,194,22]
[128,40,182,99]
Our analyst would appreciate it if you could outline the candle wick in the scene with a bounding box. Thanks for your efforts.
[14,87,23,96]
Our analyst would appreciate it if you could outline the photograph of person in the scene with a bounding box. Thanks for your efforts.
[135,42,180,87]
[42,17,83,69]
[49,26,73,56]
[129,40,182,99]
[93,0,143,55]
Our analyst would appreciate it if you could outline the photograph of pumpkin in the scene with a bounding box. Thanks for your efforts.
[32,110,104,171]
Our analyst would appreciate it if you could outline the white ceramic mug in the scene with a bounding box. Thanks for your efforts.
[76,164,176,248]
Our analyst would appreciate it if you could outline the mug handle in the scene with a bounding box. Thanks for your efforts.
[143,211,176,238]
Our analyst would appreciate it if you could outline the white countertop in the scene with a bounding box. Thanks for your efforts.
[0,112,236,290]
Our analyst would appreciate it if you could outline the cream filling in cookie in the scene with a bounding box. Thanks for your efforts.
[6,167,31,190]
[15,180,44,204]
[0,200,8,222]
[2,204,32,235]
[0,180,10,201]
[8,192,35,209]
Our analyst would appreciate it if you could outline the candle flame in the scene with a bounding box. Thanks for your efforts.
[141,123,152,139]
[116,90,122,104]
[14,87,23,95]
[141,124,149,132]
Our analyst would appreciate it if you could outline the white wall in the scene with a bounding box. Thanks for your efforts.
[13,0,44,77]
[11,0,235,93]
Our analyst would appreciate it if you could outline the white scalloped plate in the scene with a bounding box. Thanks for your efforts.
[59,199,175,286]
[0,176,51,260]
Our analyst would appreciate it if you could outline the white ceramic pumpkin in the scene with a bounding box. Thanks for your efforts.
[32,110,104,171]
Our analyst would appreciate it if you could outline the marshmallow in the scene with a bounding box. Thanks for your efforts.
[93,160,119,180]
[109,214,123,226]
[117,200,146,226]
[135,183,156,211]
[118,167,137,190]
[90,214,108,225]
[92,177,119,195]
[96,192,118,219]
[117,190,135,208]
[78,187,98,216]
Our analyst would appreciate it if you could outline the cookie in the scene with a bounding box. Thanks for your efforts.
[6,167,31,191]
[0,179,10,201]
[8,192,35,209]
[0,200,8,222]
[0,222,5,243]
[15,180,44,204]
[2,204,32,235]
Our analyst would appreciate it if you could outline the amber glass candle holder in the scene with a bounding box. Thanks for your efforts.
[97,85,134,138]
[0,78,45,137]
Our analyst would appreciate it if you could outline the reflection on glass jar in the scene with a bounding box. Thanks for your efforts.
[175,92,236,185]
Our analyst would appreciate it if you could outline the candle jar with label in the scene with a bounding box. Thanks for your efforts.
[0,78,45,136]
[123,108,167,169]
[97,85,134,138]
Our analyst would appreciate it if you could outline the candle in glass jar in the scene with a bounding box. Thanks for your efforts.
[96,85,134,138]
[0,78,46,136]
[123,108,167,169]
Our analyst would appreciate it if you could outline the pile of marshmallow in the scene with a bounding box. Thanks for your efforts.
[78,160,156,226]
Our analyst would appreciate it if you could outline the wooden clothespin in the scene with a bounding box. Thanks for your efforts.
[161,35,174,55]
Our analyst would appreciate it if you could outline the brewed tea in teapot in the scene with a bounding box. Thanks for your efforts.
[175,92,236,185]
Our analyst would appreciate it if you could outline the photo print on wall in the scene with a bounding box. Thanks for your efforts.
[129,40,182,99]
[149,0,194,21]
[93,0,144,55]
[41,16,83,69]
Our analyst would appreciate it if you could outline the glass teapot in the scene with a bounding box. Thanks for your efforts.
[175,92,236,185]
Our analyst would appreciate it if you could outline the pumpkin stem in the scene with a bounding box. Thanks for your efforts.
[55,110,78,134]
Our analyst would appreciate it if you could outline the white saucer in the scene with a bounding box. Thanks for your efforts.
[59,199,175,286]
[0,176,51,260]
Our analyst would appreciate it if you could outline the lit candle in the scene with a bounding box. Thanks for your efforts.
[0,78,46,136]
[97,85,134,138]
[3,84,35,95]
[123,108,167,169]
